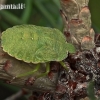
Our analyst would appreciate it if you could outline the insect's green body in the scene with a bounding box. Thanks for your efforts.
[1,25,75,63]
[1,25,75,78]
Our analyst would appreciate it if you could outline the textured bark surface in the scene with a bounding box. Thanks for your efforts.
[60,0,95,50]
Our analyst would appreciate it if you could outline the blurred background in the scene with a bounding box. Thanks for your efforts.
[0,0,100,99]
[0,0,63,32]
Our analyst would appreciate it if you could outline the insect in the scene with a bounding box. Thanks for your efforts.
[1,24,76,78]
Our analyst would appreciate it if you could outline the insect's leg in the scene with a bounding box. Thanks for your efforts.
[59,61,69,71]
[16,64,40,78]
[37,62,50,78]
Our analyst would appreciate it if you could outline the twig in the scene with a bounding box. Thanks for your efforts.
[4,89,28,100]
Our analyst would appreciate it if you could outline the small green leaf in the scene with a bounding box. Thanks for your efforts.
[66,43,76,53]
[87,81,97,100]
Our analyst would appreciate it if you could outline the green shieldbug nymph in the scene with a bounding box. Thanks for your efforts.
[1,25,76,78]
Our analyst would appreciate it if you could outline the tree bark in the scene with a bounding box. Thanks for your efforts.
[60,0,95,51]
